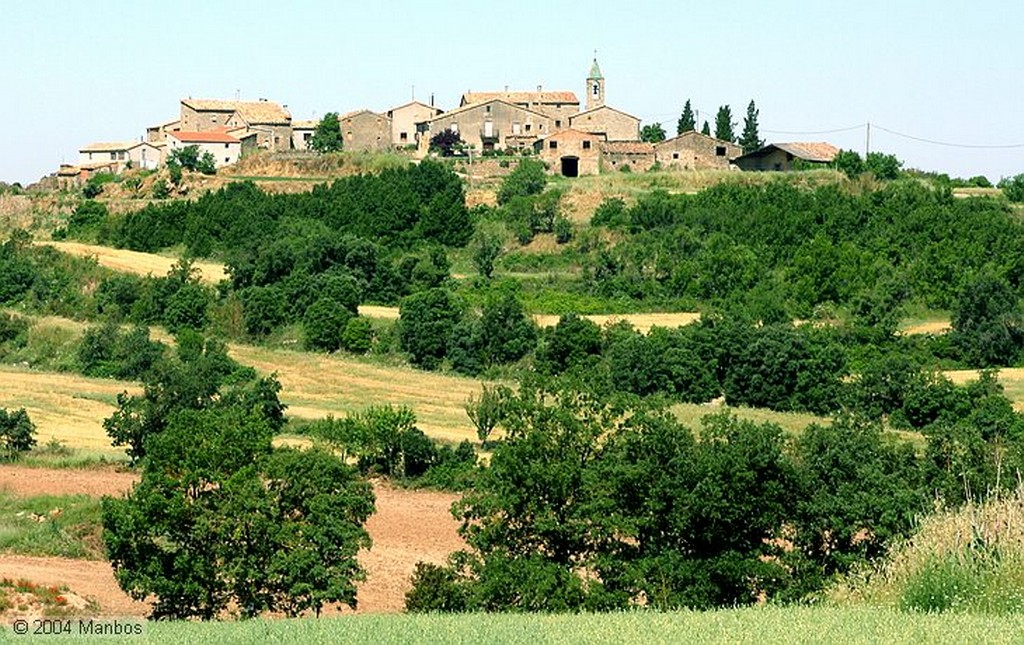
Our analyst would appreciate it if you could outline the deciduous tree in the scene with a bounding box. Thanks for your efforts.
[308,112,343,153]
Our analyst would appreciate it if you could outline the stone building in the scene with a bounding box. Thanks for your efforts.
[733,142,839,171]
[585,57,605,111]
[427,99,552,152]
[460,90,578,128]
[569,105,640,142]
[654,131,742,169]
[600,141,656,172]
[535,129,602,177]
[179,98,292,151]
[387,100,443,148]
[145,119,180,143]
[167,131,241,168]
[291,120,317,150]
[78,141,163,172]
[340,110,392,152]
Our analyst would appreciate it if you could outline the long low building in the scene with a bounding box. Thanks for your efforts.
[167,131,242,168]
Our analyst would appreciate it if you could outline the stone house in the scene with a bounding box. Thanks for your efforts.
[569,105,641,142]
[600,141,656,173]
[167,131,241,168]
[535,129,602,177]
[78,142,134,171]
[733,142,839,171]
[291,120,317,150]
[146,119,180,143]
[460,90,578,129]
[340,110,392,152]
[427,99,552,152]
[654,131,742,169]
[179,98,292,151]
[387,101,443,148]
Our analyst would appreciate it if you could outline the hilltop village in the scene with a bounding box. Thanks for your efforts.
[62,58,837,184]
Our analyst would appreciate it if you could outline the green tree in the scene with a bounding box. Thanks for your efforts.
[168,145,201,171]
[1000,174,1024,202]
[834,149,865,178]
[498,159,548,205]
[0,408,36,460]
[196,151,217,175]
[472,230,503,279]
[738,100,764,154]
[303,298,353,352]
[640,123,667,143]
[398,288,461,369]
[677,100,696,134]
[102,407,374,619]
[865,152,903,180]
[308,112,343,153]
[465,384,510,448]
[950,273,1024,368]
[701,121,711,136]
[714,105,735,143]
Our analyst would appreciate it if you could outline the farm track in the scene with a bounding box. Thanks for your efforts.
[0,465,461,617]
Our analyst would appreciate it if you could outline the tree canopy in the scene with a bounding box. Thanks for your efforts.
[714,105,735,143]
[309,112,343,153]
[677,100,696,134]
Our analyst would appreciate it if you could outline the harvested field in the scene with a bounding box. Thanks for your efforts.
[227,344,482,443]
[37,241,227,284]
[0,467,461,618]
[0,365,138,451]
[358,305,400,320]
[533,312,701,334]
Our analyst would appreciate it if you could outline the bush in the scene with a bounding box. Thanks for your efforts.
[304,298,353,352]
[0,408,36,460]
[999,174,1024,203]
[498,159,547,205]
[341,316,373,353]
[398,288,461,369]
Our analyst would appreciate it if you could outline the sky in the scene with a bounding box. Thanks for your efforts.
[1,1,1021,186]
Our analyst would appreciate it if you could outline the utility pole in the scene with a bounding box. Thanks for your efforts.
[865,122,871,157]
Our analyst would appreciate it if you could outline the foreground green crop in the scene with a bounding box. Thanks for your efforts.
[20,606,1024,645]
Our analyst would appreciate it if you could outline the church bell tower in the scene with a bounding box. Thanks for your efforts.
[586,56,605,111]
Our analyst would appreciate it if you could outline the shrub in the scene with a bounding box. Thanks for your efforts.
[341,316,373,353]
[999,174,1024,203]
[498,159,547,205]
[304,298,353,352]
[0,408,36,460]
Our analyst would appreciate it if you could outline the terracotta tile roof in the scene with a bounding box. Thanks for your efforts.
[771,142,839,162]
[600,141,655,155]
[291,120,318,129]
[79,141,136,152]
[169,131,241,144]
[387,100,443,115]
[462,91,579,106]
[181,99,291,125]
[656,130,737,148]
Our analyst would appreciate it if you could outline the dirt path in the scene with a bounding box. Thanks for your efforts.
[0,467,461,617]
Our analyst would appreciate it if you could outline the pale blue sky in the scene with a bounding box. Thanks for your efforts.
[1,1,1021,185]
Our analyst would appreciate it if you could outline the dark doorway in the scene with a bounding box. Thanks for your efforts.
[560,156,579,178]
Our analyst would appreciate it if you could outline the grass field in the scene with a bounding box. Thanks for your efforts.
[40,606,1024,645]
[36,241,227,284]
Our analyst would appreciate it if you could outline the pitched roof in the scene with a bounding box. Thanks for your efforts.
[147,118,180,130]
[169,131,241,144]
[570,104,640,121]
[181,99,291,125]
[655,130,737,149]
[291,119,319,129]
[461,91,579,106]
[588,58,603,80]
[387,100,443,115]
[543,128,602,141]
[600,141,655,155]
[770,142,839,162]
[429,98,550,122]
[79,141,136,152]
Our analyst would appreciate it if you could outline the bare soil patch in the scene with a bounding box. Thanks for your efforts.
[0,465,136,498]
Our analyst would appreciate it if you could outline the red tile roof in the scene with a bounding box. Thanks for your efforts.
[169,131,240,144]
[462,91,579,106]
[770,142,839,162]
[600,141,655,155]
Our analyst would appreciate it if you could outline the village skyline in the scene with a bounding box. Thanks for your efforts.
[2,0,1021,185]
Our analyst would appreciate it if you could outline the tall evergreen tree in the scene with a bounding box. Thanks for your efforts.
[677,100,696,134]
[738,100,764,154]
[701,121,711,136]
[714,105,736,143]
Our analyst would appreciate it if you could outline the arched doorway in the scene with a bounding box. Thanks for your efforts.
[560,156,579,178]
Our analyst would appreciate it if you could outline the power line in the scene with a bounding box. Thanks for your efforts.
[763,124,866,135]
[871,124,1024,149]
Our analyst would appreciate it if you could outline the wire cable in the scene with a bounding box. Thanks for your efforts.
[871,124,1024,149]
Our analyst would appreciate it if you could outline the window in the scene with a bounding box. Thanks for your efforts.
[672,152,679,160]
[593,83,599,96]
[212,116,218,124]
[400,132,408,142]
[485,105,491,114]
[110,152,116,160]
[225,143,229,149]
[512,122,521,135]
[582,140,591,150]
[549,140,557,149]
[224,157,229,163]
[525,124,531,132]
[451,123,459,134]
[716,146,726,156]
[555,120,561,128]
